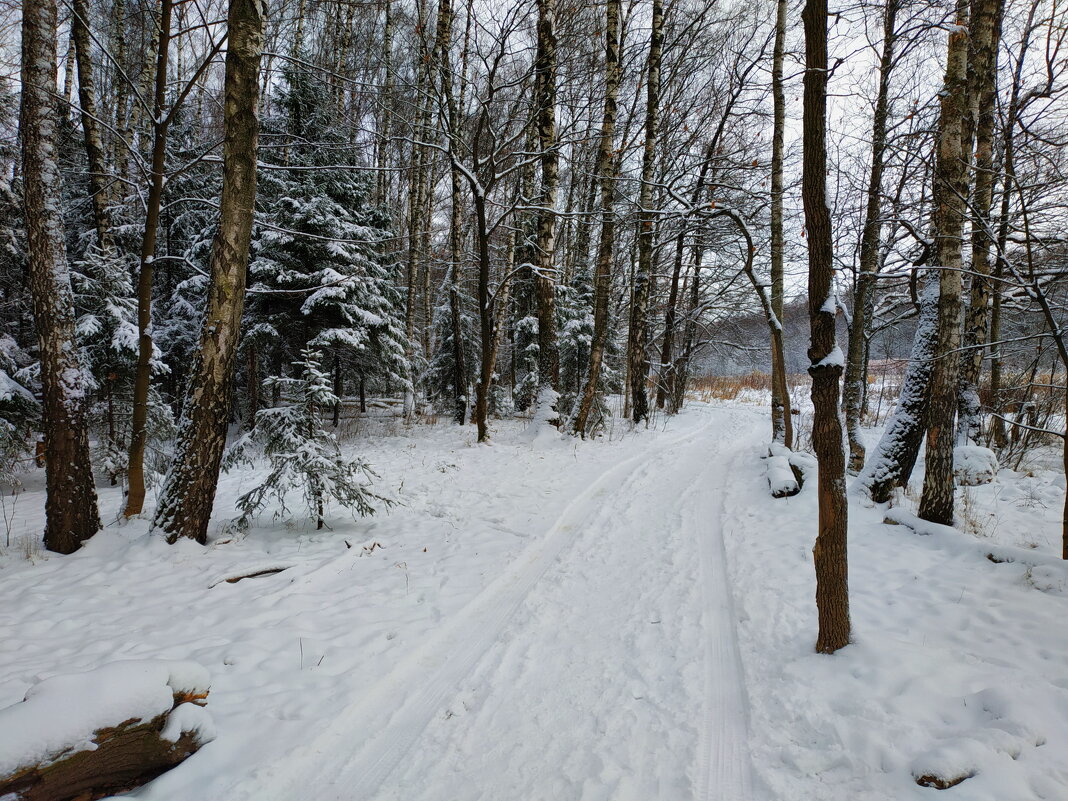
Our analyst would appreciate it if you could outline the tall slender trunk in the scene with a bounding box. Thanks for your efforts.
[626,0,663,425]
[990,0,1036,449]
[919,0,971,526]
[71,0,113,251]
[769,0,794,448]
[844,0,898,472]
[671,234,704,413]
[125,0,173,518]
[21,0,102,553]
[802,0,850,654]
[435,0,468,425]
[472,187,494,442]
[534,0,560,401]
[957,0,1005,444]
[656,229,685,412]
[153,0,265,544]
[572,0,620,436]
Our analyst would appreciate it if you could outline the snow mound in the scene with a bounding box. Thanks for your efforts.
[523,387,563,447]
[0,659,212,776]
[954,445,998,486]
[765,443,813,498]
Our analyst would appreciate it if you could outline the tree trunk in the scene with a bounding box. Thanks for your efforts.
[533,0,560,398]
[153,0,265,544]
[71,0,113,251]
[956,0,1005,445]
[769,0,794,448]
[919,0,971,526]
[802,0,850,654]
[626,0,663,425]
[125,0,174,518]
[856,276,939,502]
[843,0,898,473]
[572,0,620,436]
[246,344,259,429]
[21,0,102,554]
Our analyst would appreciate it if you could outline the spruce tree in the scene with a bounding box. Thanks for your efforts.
[224,350,388,531]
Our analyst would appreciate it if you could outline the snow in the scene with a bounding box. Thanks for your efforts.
[0,659,211,776]
[954,445,999,486]
[2,403,1067,799]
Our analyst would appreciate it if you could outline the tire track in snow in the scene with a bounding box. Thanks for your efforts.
[230,411,722,801]
[692,415,762,801]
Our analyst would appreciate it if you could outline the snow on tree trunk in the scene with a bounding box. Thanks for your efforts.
[802,0,850,654]
[855,277,939,503]
[153,0,264,544]
[20,0,101,554]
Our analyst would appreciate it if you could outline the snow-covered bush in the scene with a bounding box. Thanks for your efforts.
[223,350,389,531]
[954,445,999,486]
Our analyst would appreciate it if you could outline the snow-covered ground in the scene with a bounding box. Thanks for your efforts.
[2,402,1067,799]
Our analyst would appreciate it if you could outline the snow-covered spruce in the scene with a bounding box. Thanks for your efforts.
[223,350,390,531]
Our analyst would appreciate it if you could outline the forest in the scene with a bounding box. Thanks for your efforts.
[2,0,1068,795]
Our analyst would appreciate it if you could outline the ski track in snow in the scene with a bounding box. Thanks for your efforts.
[225,406,765,801]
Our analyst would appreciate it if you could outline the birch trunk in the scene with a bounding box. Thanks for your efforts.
[572,0,620,436]
[957,0,1005,444]
[153,0,264,544]
[919,0,971,526]
[626,0,663,425]
[21,0,102,553]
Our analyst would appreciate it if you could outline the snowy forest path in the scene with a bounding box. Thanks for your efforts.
[233,405,765,801]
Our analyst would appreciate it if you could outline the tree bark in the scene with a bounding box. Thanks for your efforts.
[919,0,971,526]
[802,0,850,654]
[956,0,1005,444]
[21,0,102,554]
[533,0,560,396]
[843,0,898,473]
[626,0,663,425]
[769,0,794,448]
[125,0,174,518]
[71,0,113,251]
[572,0,620,436]
[153,0,265,544]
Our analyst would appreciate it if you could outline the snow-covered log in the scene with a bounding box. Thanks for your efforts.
[765,442,810,498]
[0,660,214,801]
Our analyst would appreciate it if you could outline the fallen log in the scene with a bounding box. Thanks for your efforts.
[0,660,215,801]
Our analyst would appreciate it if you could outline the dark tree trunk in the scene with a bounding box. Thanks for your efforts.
[769,0,793,448]
[572,0,620,436]
[21,0,102,553]
[125,0,173,518]
[153,0,265,544]
[802,0,850,654]
[71,0,113,251]
[844,0,898,473]
[919,0,972,526]
[626,0,663,425]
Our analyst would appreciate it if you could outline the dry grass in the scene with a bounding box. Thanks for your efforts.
[690,372,809,402]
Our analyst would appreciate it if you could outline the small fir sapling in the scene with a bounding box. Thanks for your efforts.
[223,350,389,531]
